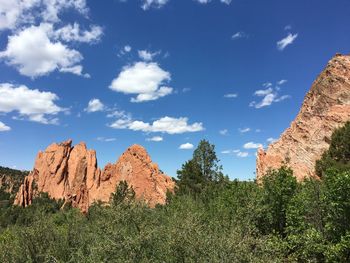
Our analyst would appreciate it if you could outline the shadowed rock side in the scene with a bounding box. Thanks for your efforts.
[257,53,350,181]
[14,140,175,212]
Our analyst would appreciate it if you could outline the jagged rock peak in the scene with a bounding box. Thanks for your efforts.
[256,53,350,181]
[14,140,175,212]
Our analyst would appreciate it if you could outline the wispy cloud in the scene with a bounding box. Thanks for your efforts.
[138,49,160,61]
[277,79,288,85]
[267,137,277,143]
[250,82,290,109]
[239,128,250,133]
[219,129,228,135]
[141,0,169,10]
[224,93,238,98]
[97,137,116,142]
[277,33,298,51]
[231,31,247,40]
[221,149,249,158]
[284,25,292,31]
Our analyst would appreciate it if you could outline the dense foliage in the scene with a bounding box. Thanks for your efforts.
[0,123,350,262]
[316,121,350,177]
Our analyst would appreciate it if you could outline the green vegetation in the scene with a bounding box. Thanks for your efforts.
[316,121,350,177]
[0,166,28,209]
[0,123,350,262]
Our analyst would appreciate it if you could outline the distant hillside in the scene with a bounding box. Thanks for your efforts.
[0,166,28,206]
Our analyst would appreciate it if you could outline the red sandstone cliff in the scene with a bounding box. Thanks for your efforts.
[256,53,350,181]
[14,140,175,212]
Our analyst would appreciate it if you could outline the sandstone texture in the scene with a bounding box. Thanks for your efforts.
[256,54,350,181]
[14,140,174,212]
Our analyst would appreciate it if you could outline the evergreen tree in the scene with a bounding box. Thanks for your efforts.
[316,121,350,177]
[110,181,135,206]
[176,140,225,196]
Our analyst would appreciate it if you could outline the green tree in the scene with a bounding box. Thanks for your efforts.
[323,170,350,243]
[176,140,226,197]
[193,139,222,181]
[259,166,298,236]
[286,178,326,261]
[316,121,350,177]
[110,180,135,206]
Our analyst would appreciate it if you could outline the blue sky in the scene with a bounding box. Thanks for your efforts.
[0,0,350,180]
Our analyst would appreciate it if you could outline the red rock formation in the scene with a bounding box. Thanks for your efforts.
[256,53,350,181]
[14,141,174,212]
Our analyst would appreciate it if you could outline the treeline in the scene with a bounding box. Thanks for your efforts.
[0,123,349,262]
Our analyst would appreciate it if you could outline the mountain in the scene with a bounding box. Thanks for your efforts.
[14,140,175,212]
[257,53,350,181]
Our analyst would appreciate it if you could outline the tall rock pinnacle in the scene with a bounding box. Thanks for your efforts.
[256,53,350,181]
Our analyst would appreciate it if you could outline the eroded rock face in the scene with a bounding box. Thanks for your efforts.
[256,54,350,181]
[14,141,174,212]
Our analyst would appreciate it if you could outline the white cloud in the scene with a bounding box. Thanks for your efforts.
[277,33,298,51]
[224,93,238,98]
[0,23,85,78]
[0,121,11,131]
[0,1,100,78]
[0,0,38,30]
[110,116,204,134]
[138,50,160,61]
[60,65,90,78]
[97,137,116,142]
[109,62,173,102]
[106,110,130,119]
[85,99,105,113]
[221,149,248,158]
[196,0,232,4]
[267,137,277,143]
[40,0,88,23]
[219,129,228,135]
[54,23,102,43]
[243,142,263,149]
[179,143,194,150]
[124,45,131,52]
[254,88,273,96]
[146,136,163,142]
[231,31,246,40]
[0,0,88,31]
[141,0,169,10]
[250,84,290,109]
[277,79,287,85]
[263,82,273,88]
[239,128,250,133]
[237,151,249,158]
[274,95,291,102]
[0,83,65,124]
[284,25,292,31]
